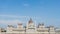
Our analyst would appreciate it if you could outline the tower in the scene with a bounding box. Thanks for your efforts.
[17,23,23,29]
[49,26,55,34]
[38,23,45,28]
[6,25,14,32]
[26,18,36,33]
[27,18,35,29]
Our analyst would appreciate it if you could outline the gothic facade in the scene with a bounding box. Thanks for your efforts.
[0,18,60,34]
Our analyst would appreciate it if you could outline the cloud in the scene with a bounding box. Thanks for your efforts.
[0,15,42,25]
[0,15,28,25]
[0,15,41,19]
[0,20,22,25]
[23,4,29,7]
[0,15,30,18]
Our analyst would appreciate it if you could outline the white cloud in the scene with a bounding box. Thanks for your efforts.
[0,20,22,25]
[23,4,29,7]
[0,15,41,19]
[0,15,41,25]
[0,15,30,18]
[0,15,29,25]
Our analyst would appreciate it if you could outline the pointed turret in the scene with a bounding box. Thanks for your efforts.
[38,23,45,28]
[39,23,44,26]
[27,18,35,29]
[17,23,23,28]
[28,18,33,23]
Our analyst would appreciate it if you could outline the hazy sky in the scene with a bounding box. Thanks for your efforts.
[0,0,60,28]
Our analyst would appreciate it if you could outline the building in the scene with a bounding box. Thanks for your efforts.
[56,29,60,34]
[0,18,60,34]
[0,28,6,34]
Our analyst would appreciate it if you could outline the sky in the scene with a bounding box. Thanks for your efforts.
[0,0,60,28]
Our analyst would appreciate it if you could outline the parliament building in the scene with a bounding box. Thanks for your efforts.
[0,18,60,34]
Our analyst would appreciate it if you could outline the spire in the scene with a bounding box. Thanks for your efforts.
[18,23,22,25]
[28,18,33,23]
[8,25,14,28]
[38,22,44,28]
[41,23,44,26]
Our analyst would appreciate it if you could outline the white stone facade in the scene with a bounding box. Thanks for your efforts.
[0,18,60,34]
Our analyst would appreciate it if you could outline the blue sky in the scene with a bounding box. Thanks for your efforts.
[0,0,60,28]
